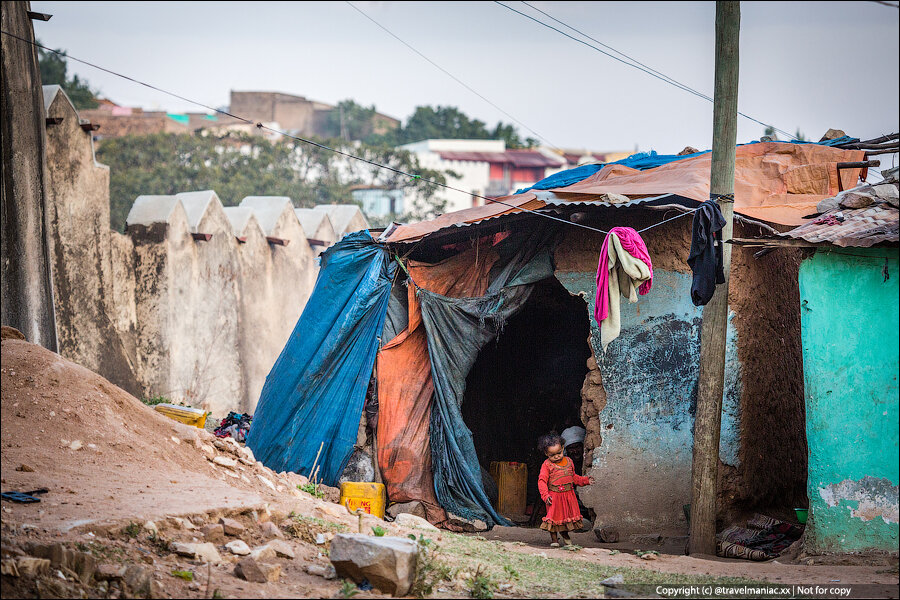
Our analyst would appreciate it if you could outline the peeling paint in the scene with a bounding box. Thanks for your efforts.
[819,477,899,524]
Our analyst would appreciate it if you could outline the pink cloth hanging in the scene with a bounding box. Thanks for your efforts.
[594,227,654,324]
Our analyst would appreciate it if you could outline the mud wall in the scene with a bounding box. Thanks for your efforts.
[42,86,365,416]
[552,212,805,535]
[799,247,899,553]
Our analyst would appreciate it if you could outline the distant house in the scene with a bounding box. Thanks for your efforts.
[400,139,566,213]
[351,186,405,219]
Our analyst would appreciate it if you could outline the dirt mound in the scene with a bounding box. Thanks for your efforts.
[1,339,304,532]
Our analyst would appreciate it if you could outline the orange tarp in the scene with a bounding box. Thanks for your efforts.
[385,142,864,243]
[376,241,499,524]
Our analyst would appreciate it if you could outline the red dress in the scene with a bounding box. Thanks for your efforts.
[538,457,591,532]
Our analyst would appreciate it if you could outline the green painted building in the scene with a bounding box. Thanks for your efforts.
[797,241,898,553]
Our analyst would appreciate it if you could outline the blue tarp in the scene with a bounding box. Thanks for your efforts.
[246,231,396,486]
[515,138,861,195]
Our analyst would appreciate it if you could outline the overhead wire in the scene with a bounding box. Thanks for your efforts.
[1,30,706,239]
[494,1,796,140]
[343,1,561,152]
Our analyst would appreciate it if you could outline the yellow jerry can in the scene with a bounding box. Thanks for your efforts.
[339,482,386,519]
[153,403,208,429]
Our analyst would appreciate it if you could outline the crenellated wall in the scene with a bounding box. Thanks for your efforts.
[42,86,368,416]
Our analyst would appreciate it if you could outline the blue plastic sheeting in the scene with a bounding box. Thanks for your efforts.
[246,231,396,486]
[422,226,557,528]
[515,138,861,195]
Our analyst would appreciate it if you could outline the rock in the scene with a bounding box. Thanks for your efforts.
[248,544,276,561]
[95,564,127,581]
[25,543,95,584]
[1,326,26,340]
[69,440,83,451]
[445,513,488,533]
[329,534,417,596]
[213,439,227,451]
[873,183,899,206]
[199,444,215,457]
[306,563,337,580]
[225,540,251,556]
[387,501,426,520]
[219,517,244,536]
[838,191,874,209]
[601,574,625,587]
[169,517,196,530]
[1,559,19,577]
[819,128,846,142]
[170,542,221,564]
[123,565,162,598]
[15,557,50,577]
[200,523,225,543]
[241,446,255,462]
[213,456,237,469]
[315,533,327,545]
[338,449,376,485]
[677,146,700,156]
[143,521,158,535]
[314,502,349,521]
[641,553,658,561]
[15,464,34,472]
[816,196,841,214]
[393,513,439,531]
[259,521,284,540]
[266,540,295,559]
[256,474,276,491]
[594,527,620,543]
[234,557,280,583]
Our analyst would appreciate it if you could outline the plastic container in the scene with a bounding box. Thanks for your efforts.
[490,461,528,518]
[340,482,386,519]
[794,508,808,524]
[153,403,208,429]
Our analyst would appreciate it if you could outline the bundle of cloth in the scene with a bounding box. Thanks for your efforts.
[214,411,253,443]
[716,513,804,561]
[594,227,654,350]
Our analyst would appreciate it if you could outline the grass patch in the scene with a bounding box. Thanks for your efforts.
[436,532,768,598]
[298,483,325,499]
[171,570,194,581]
[284,513,349,546]
[140,395,170,406]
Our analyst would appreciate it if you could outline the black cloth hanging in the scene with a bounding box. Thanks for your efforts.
[688,199,727,306]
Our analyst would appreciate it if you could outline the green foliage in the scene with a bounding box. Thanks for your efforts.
[170,570,194,581]
[369,105,536,149]
[339,579,360,598]
[371,525,386,537]
[794,128,808,142]
[633,549,659,558]
[95,132,449,231]
[609,549,620,555]
[467,565,496,599]
[123,522,141,538]
[408,534,450,598]
[299,483,325,499]
[503,565,519,581]
[141,395,170,406]
[323,100,378,141]
[37,41,99,110]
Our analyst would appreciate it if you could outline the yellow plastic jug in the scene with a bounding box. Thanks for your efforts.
[153,403,208,428]
[339,482,386,519]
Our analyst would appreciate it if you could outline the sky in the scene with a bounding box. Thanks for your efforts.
[29,1,900,158]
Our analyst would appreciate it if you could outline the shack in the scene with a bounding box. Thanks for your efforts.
[248,138,875,541]
[733,174,899,554]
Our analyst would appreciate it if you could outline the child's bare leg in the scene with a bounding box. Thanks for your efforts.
[561,531,572,545]
[549,532,559,546]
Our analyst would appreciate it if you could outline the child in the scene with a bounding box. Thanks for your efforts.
[537,432,594,547]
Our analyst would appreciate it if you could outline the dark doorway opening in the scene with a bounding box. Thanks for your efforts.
[461,276,591,523]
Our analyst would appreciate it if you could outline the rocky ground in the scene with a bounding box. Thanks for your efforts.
[2,333,898,599]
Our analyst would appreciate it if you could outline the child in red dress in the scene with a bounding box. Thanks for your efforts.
[537,433,594,547]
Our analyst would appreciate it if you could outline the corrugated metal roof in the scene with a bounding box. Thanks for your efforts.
[778,184,899,248]
[437,150,563,168]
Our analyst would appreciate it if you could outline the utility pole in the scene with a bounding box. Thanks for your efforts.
[689,0,739,556]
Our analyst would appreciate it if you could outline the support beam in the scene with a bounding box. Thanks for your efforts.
[689,0,740,556]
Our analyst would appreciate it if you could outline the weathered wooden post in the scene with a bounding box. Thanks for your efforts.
[689,0,740,556]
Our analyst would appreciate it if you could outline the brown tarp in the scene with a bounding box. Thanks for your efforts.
[386,142,864,243]
[376,241,499,524]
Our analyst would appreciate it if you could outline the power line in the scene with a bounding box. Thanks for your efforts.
[344,1,561,151]
[494,1,796,140]
[2,29,640,238]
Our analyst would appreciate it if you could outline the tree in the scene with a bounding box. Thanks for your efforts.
[322,100,378,141]
[37,41,99,110]
[95,131,449,231]
[367,104,537,148]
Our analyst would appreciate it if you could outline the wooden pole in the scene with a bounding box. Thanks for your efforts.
[689,0,740,556]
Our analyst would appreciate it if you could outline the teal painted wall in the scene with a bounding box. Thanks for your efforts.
[800,247,900,554]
